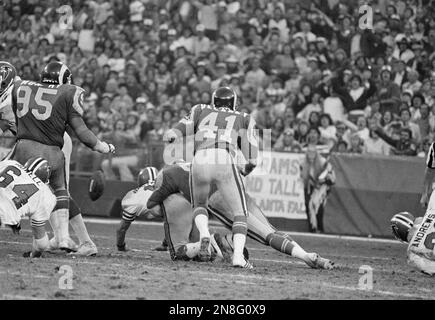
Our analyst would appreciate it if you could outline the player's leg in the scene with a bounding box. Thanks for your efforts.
[191,151,213,261]
[209,192,334,269]
[69,197,97,256]
[162,194,201,260]
[62,134,97,255]
[13,140,71,250]
[213,151,251,268]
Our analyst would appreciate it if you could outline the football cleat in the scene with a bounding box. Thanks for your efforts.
[223,233,249,260]
[72,241,97,257]
[233,257,254,269]
[197,237,211,262]
[47,236,78,253]
[306,253,335,270]
[211,233,232,263]
[153,240,168,252]
[391,212,415,243]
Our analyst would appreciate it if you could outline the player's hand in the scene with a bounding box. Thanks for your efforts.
[164,129,177,144]
[94,140,116,154]
[23,250,43,258]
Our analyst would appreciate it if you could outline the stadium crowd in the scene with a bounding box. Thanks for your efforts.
[1,0,435,180]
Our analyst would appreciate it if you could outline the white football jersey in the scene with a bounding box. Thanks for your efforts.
[407,210,435,275]
[121,185,154,218]
[0,160,55,225]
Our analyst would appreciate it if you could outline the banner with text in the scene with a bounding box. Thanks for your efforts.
[244,151,307,219]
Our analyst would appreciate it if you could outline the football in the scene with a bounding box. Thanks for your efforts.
[88,170,106,201]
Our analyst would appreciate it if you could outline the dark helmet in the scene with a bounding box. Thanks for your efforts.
[0,61,17,99]
[40,61,72,85]
[391,212,415,243]
[137,167,158,187]
[23,157,51,183]
[212,86,238,110]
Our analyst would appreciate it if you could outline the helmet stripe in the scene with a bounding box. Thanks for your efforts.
[59,63,67,85]
[28,158,43,171]
[395,215,414,226]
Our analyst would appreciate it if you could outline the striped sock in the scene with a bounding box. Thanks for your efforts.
[266,232,308,260]
[232,216,248,259]
[194,207,210,239]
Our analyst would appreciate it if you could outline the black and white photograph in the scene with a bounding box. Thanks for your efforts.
[0,0,435,307]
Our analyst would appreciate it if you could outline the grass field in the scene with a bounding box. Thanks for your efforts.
[0,218,434,300]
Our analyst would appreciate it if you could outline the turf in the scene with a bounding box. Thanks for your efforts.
[0,219,434,300]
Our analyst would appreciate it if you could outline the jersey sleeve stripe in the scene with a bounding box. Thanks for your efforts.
[426,143,435,169]
[72,87,84,116]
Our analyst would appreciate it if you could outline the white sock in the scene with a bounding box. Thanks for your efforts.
[70,215,92,245]
[33,233,49,252]
[194,213,210,239]
[53,209,70,244]
[185,242,200,258]
[233,233,246,261]
[291,242,310,262]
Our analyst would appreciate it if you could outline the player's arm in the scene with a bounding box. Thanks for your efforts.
[239,116,259,176]
[67,86,115,153]
[147,170,179,208]
[420,143,435,209]
[165,104,202,143]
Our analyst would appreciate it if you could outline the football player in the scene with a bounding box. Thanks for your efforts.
[167,86,259,268]
[0,157,55,257]
[391,211,435,276]
[117,166,234,262]
[391,141,435,275]
[0,61,100,255]
[116,163,334,270]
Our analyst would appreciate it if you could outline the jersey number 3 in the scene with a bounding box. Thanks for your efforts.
[16,86,57,120]
[0,166,38,209]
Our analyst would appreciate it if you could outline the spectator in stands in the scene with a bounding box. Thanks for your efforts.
[301,145,336,233]
[348,133,364,154]
[3,0,435,176]
[273,128,302,153]
[363,128,391,156]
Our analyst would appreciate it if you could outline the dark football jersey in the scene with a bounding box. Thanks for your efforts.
[146,163,220,209]
[11,80,85,148]
[174,104,258,160]
[147,163,191,208]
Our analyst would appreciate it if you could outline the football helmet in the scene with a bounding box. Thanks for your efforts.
[212,86,238,110]
[40,61,72,85]
[137,167,158,187]
[23,157,51,183]
[0,61,17,100]
[391,212,415,243]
